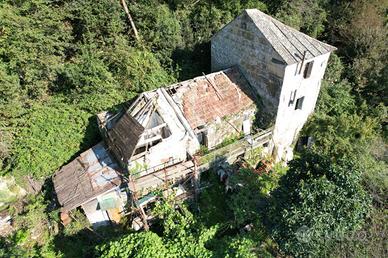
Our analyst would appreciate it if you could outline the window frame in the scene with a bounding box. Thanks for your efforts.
[295,96,305,110]
[303,61,314,79]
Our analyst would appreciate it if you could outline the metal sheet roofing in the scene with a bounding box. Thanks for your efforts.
[53,142,122,212]
[245,9,336,64]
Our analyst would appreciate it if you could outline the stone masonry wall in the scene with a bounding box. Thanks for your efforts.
[211,12,286,115]
[206,105,256,149]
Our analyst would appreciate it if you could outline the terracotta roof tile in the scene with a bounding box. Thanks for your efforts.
[180,68,256,129]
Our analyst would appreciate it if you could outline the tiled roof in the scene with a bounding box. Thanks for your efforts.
[175,67,256,129]
[245,9,336,64]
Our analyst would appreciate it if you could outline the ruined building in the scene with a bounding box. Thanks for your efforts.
[53,9,335,227]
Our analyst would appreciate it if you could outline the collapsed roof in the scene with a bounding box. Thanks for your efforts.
[169,67,256,129]
[53,67,256,211]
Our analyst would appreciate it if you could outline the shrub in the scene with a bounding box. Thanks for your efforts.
[11,99,98,180]
[267,151,371,257]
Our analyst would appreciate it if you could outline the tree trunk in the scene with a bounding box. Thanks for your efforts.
[120,0,139,41]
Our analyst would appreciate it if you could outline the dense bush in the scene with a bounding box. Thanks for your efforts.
[97,199,217,257]
[0,0,71,99]
[267,152,371,257]
[11,100,97,181]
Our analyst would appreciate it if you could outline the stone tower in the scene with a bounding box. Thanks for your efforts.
[211,9,336,160]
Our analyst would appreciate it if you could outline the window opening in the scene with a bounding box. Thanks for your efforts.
[295,96,305,110]
[303,61,314,78]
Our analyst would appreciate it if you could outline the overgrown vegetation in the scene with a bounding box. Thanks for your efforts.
[0,0,386,257]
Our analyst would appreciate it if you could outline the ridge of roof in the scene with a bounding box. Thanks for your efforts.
[244,9,336,64]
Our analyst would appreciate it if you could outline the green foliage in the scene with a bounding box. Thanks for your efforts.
[326,0,388,105]
[306,112,379,159]
[275,0,328,37]
[11,99,97,180]
[301,38,387,258]
[0,62,21,119]
[315,54,356,116]
[97,231,168,258]
[244,147,265,168]
[55,46,125,113]
[97,199,217,257]
[0,0,71,99]
[316,79,356,116]
[153,199,217,257]
[102,42,175,93]
[197,144,210,156]
[55,43,173,114]
[218,133,243,149]
[331,207,388,257]
[197,171,230,226]
[213,235,259,258]
[64,0,127,47]
[267,152,371,257]
[305,53,383,161]
[228,169,266,227]
[1,194,59,257]
[129,1,183,62]
[361,152,388,207]
[62,210,90,237]
[0,125,13,170]
[227,167,282,228]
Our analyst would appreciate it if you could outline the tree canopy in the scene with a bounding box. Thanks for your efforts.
[0,0,386,257]
[267,152,371,257]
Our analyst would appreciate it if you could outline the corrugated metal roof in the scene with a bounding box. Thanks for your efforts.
[245,9,336,64]
[53,142,122,212]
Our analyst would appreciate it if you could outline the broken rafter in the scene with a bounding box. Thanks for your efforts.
[202,72,223,100]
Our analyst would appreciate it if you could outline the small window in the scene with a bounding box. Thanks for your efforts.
[288,90,297,106]
[133,139,162,156]
[196,131,207,146]
[303,61,314,78]
[133,146,146,156]
[295,97,305,110]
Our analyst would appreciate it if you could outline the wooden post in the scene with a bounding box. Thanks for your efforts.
[192,156,200,208]
[120,0,140,41]
[130,176,149,230]
[163,166,169,191]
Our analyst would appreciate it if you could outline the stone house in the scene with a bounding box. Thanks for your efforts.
[212,9,336,160]
[53,9,335,226]
[53,67,258,226]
